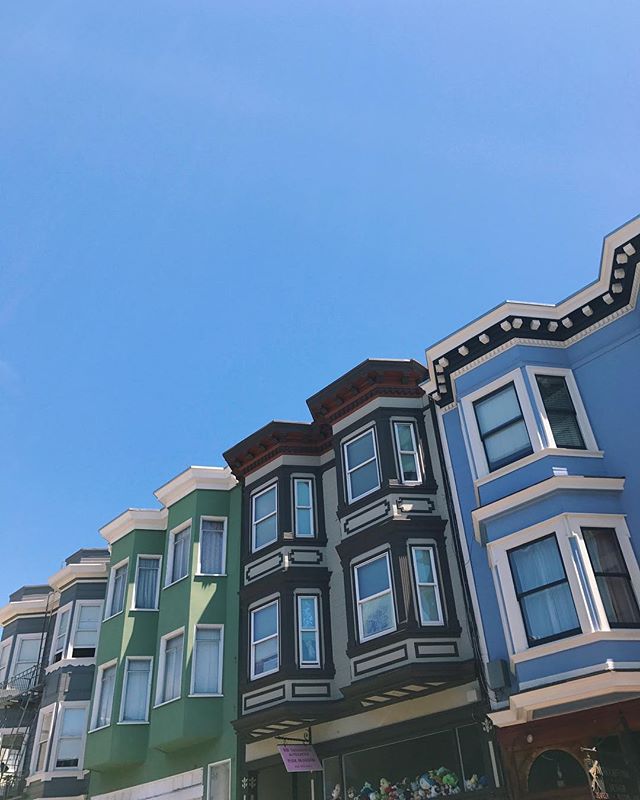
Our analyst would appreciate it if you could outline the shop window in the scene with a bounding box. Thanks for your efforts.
[527,750,587,793]
[354,553,396,642]
[393,421,422,484]
[252,484,278,551]
[343,428,381,503]
[340,725,493,797]
[508,534,581,646]
[582,527,640,628]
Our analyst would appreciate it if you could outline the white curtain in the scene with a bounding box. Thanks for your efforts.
[122,660,151,721]
[136,559,159,608]
[201,522,224,574]
[194,628,220,694]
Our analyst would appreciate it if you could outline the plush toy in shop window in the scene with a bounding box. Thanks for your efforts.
[346,788,357,800]
[329,784,342,800]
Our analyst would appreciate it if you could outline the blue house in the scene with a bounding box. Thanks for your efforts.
[423,216,640,799]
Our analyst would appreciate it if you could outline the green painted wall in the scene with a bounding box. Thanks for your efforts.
[85,485,241,798]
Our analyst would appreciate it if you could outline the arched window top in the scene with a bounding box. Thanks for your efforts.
[528,749,587,793]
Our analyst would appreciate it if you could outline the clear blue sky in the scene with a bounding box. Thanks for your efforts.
[1,2,639,594]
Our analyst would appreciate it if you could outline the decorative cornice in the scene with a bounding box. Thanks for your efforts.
[100,508,168,545]
[0,596,53,627]
[48,560,109,591]
[153,465,237,507]
[424,218,640,406]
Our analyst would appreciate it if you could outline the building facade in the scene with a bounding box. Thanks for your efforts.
[0,549,109,800]
[224,359,505,800]
[424,217,640,798]
[84,466,241,800]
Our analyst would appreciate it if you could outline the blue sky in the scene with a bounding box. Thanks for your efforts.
[1,1,639,593]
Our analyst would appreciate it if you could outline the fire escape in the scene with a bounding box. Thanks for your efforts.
[0,606,52,800]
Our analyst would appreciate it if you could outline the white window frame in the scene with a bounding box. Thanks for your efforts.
[392,419,423,485]
[154,627,185,707]
[30,702,57,774]
[68,600,103,659]
[343,426,381,503]
[526,366,599,452]
[118,656,153,724]
[90,659,118,731]
[190,624,224,696]
[250,598,280,680]
[411,546,445,626]
[50,700,89,772]
[197,517,228,576]
[460,367,543,479]
[487,513,640,659]
[293,478,315,538]
[296,594,321,667]
[0,639,11,685]
[49,603,73,664]
[132,554,162,610]
[251,483,278,552]
[9,633,43,681]
[165,521,192,588]
[104,558,129,620]
[353,551,397,643]
[207,758,232,800]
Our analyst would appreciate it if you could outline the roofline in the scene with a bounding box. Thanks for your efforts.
[153,465,237,507]
[100,508,168,545]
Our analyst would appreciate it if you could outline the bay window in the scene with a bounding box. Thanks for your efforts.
[252,484,278,551]
[354,553,396,642]
[250,600,279,679]
[343,428,381,503]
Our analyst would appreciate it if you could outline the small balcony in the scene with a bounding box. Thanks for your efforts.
[0,666,41,707]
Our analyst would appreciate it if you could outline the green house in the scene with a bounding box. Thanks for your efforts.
[84,466,240,800]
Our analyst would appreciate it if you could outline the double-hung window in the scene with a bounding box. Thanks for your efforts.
[92,662,116,729]
[252,485,277,551]
[33,706,54,772]
[297,595,320,667]
[250,600,279,679]
[293,479,315,537]
[354,553,396,641]
[411,547,444,625]
[508,535,581,646]
[11,635,42,680]
[167,525,191,585]
[192,626,223,695]
[133,556,161,609]
[106,562,128,618]
[199,519,227,575]
[583,528,640,628]
[53,705,87,769]
[70,602,102,658]
[535,374,586,449]
[473,383,533,472]
[343,429,381,503]
[157,630,183,704]
[120,658,152,722]
[393,421,422,484]
[51,606,72,663]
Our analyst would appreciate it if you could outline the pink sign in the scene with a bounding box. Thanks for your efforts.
[278,744,322,773]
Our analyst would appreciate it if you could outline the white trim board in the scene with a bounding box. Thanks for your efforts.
[91,768,203,800]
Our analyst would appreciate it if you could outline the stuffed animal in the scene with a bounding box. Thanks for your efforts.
[330,785,342,800]
[464,775,479,792]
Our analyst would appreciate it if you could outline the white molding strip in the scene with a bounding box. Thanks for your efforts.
[154,466,237,508]
[92,768,203,800]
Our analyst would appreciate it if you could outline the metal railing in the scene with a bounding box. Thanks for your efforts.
[0,666,41,701]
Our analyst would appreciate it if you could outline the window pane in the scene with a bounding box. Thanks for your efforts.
[414,549,434,584]
[536,375,586,449]
[97,666,115,727]
[172,529,190,582]
[253,604,277,640]
[475,384,521,433]
[547,411,585,448]
[254,487,276,520]
[361,593,395,638]
[400,453,418,482]
[253,638,278,675]
[74,604,101,648]
[208,762,231,800]
[299,597,317,629]
[14,638,40,675]
[56,707,86,768]
[583,528,627,573]
[395,423,414,451]
[136,558,159,608]
[123,660,151,721]
[60,707,85,738]
[254,515,277,549]
[301,631,318,663]
[483,419,532,469]
[349,460,379,499]
[509,537,566,594]
[346,432,375,469]
[162,634,183,702]
[296,508,313,536]
[356,557,391,600]
[296,480,311,506]
[194,628,221,694]
[520,583,580,642]
[201,521,225,573]
[418,586,440,622]
[111,565,127,614]
[596,576,640,626]
[36,711,53,771]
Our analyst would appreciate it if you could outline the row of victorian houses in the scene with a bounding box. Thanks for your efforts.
[1,216,640,800]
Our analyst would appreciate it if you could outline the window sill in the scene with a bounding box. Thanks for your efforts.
[89,723,111,734]
[103,610,124,623]
[26,769,87,785]
[153,696,181,709]
[188,693,223,698]
[359,626,397,644]
[117,720,149,725]
[163,575,189,590]
[195,573,227,578]
[250,668,279,682]
[130,607,159,612]
[510,628,640,664]
[474,447,605,488]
